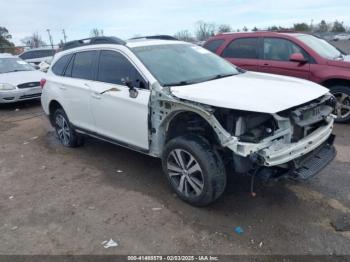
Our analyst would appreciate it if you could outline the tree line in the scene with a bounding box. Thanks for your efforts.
[1,19,349,53]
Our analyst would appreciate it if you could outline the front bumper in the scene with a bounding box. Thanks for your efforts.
[259,117,334,166]
[0,87,42,103]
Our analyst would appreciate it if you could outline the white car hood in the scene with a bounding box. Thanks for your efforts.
[0,70,45,86]
[170,72,329,113]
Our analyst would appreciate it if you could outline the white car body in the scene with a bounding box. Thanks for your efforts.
[0,55,45,103]
[41,39,336,204]
[333,34,350,41]
[19,48,55,68]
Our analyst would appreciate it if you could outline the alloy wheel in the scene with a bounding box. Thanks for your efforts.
[166,149,204,197]
[55,114,71,146]
[333,92,350,120]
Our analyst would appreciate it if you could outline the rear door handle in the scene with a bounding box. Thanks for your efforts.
[263,63,270,66]
[59,85,67,90]
[91,92,101,99]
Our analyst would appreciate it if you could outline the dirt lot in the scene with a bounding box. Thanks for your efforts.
[0,99,349,255]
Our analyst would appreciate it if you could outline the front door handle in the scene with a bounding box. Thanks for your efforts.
[91,92,101,99]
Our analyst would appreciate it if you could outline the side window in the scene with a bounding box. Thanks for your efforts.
[263,38,307,61]
[204,39,225,53]
[71,51,98,80]
[19,51,33,60]
[52,54,72,76]
[222,38,259,59]
[97,50,146,88]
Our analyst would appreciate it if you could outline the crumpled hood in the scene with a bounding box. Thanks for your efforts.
[0,70,45,86]
[170,72,329,113]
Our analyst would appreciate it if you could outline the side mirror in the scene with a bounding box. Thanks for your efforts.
[121,77,138,98]
[289,53,307,63]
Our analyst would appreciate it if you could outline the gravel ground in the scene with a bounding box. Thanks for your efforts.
[0,100,349,255]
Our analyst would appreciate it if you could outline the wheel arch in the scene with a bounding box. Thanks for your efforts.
[322,78,350,89]
[48,100,64,126]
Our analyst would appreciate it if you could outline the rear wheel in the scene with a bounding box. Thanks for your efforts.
[53,108,83,147]
[330,85,350,123]
[162,135,226,206]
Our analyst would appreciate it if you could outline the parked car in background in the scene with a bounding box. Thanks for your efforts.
[204,32,350,122]
[41,37,336,206]
[333,33,350,41]
[0,53,44,103]
[19,47,55,69]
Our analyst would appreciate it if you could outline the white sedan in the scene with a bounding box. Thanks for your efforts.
[0,54,45,103]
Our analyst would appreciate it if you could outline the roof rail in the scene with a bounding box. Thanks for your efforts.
[62,36,126,51]
[129,35,178,41]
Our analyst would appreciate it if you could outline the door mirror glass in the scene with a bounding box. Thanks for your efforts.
[289,53,307,63]
[122,77,139,98]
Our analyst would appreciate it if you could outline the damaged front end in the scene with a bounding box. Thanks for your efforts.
[216,93,337,181]
[150,83,336,182]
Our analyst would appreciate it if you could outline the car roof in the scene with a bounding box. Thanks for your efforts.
[126,39,187,48]
[212,31,309,39]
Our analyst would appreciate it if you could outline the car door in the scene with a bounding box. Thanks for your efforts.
[258,37,310,80]
[220,37,259,71]
[57,50,98,131]
[89,50,150,150]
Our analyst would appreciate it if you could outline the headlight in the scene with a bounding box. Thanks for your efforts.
[0,83,16,91]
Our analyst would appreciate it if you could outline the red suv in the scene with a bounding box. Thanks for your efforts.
[204,32,350,122]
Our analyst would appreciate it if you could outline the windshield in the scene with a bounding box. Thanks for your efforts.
[296,35,344,59]
[132,44,239,86]
[0,58,35,74]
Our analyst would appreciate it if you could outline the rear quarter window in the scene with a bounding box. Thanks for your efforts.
[52,54,73,76]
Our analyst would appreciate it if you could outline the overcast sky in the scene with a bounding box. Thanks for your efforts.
[1,0,349,45]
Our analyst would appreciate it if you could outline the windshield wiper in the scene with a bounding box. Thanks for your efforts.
[163,81,192,87]
[206,73,236,81]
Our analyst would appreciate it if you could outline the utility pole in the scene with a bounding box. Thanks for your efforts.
[62,29,67,43]
[46,29,54,49]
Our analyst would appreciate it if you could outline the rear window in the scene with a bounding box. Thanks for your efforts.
[71,51,98,80]
[204,39,225,53]
[222,38,259,59]
[52,54,72,76]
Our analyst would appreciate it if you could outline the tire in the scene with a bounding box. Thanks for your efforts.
[329,85,350,123]
[162,135,226,206]
[53,108,84,147]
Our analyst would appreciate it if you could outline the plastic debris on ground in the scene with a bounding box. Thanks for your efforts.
[259,242,263,248]
[116,170,123,173]
[11,226,18,231]
[331,214,350,232]
[9,196,14,200]
[102,239,118,248]
[152,207,162,211]
[234,226,244,235]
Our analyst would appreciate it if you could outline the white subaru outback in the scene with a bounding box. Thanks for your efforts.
[41,36,336,206]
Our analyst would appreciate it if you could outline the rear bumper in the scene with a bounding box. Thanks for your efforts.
[0,87,41,103]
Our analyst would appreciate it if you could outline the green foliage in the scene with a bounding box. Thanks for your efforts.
[293,23,311,32]
[0,27,15,53]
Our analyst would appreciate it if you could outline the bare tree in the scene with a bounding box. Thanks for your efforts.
[195,21,216,41]
[242,26,248,32]
[174,30,195,42]
[90,28,104,37]
[21,32,46,48]
[217,24,232,34]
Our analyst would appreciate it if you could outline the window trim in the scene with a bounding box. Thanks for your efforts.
[222,37,260,60]
[52,53,73,76]
[96,48,149,90]
[261,37,316,64]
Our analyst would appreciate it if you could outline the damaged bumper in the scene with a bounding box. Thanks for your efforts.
[259,116,334,166]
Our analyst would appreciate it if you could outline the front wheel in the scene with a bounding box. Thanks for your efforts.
[330,85,350,123]
[162,135,226,206]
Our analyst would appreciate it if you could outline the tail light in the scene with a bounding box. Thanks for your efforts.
[40,78,46,88]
